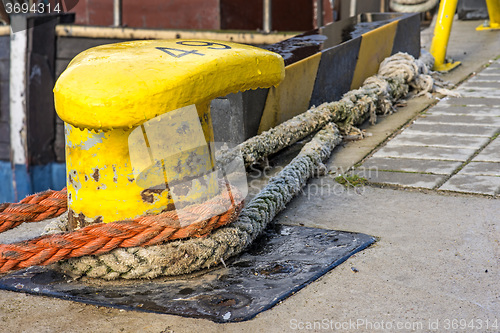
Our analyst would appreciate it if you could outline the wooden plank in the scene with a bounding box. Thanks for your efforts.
[27,52,55,165]
[55,25,295,45]
[8,16,27,166]
[0,81,8,122]
[0,60,8,81]
[0,143,9,161]
[27,16,58,165]
[55,59,71,79]
[54,120,65,163]
[0,121,9,143]
[0,36,9,60]
[57,36,127,60]
[0,122,10,161]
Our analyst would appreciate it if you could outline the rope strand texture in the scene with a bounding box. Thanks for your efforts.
[0,183,243,274]
[216,52,436,168]
[0,189,67,233]
[390,0,439,13]
[58,123,342,279]
[2,52,445,279]
[54,52,440,279]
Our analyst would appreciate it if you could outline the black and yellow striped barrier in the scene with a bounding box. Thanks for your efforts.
[213,12,419,137]
[258,12,420,132]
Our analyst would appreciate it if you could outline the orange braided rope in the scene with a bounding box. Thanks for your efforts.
[0,183,243,274]
[0,189,68,233]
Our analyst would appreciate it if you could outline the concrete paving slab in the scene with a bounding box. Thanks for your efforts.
[417,113,500,127]
[417,113,500,126]
[439,174,500,195]
[454,87,500,98]
[460,81,500,89]
[325,96,438,173]
[439,97,500,107]
[404,122,498,137]
[469,74,500,82]
[372,145,477,161]
[384,132,490,149]
[458,161,500,176]
[481,65,500,74]
[477,70,500,75]
[428,105,500,116]
[360,157,462,174]
[483,62,500,67]
[473,137,500,162]
[360,170,445,189]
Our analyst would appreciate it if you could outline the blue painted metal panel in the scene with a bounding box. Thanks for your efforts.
[31,164,52,193]
[0,161,14,203]
[30,163,66,193]
[50,163,67,191]
[0,162,66,203]
[13,164,32,201]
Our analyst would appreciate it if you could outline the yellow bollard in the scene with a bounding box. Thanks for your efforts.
[54,39,284,228]
[430,0,461,72]
[476,0,500,30]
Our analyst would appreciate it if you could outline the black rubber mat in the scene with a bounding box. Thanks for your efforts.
[0,225,375,322]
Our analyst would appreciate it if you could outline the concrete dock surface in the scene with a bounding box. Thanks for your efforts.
[0,19,498,333]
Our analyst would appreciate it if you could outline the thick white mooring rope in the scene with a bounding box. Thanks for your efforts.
[217,51,441,168]
[390,0,440,13]
[57,123,341,279]
[48,52,452,279]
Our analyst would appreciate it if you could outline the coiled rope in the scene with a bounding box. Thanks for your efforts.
[57,123,342,279]
[390,0,440,13]
[0,182,242,274]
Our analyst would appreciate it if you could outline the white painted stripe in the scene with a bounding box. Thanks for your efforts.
[350,0,357,17]
[9,25,27,165]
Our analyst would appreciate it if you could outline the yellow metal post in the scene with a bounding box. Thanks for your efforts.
[430,0,461,72]
[54,39,284,228]
[476,0,500,30]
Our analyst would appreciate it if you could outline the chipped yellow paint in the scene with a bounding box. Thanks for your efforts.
[350,20,398,90]
[258,52,321,133]
[65,103,218,223]
[55,40,285,224]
